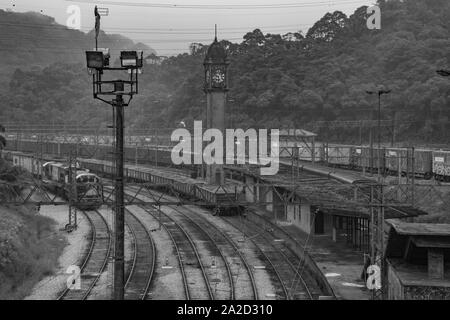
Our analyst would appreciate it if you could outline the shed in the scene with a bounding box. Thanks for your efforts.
[385,220,450,299]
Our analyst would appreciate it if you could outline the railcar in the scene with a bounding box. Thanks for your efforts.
[385,148,432,179]
[432,150,450,182]
[321,144,354,168]
[352,146,385,173]
[8,151,102,210]
[9,136,450,182]
[42,162,103,210]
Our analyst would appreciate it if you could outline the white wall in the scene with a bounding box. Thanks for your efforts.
[286,199,313,234]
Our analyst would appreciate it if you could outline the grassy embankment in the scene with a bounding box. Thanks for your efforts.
[0,157,66,299]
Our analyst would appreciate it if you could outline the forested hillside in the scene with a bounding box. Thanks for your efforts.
[0,10,154,93]
[3,0,450,144]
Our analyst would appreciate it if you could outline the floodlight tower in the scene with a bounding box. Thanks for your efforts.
[86,48,143,300]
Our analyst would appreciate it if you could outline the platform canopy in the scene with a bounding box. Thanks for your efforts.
[279,129,317,138]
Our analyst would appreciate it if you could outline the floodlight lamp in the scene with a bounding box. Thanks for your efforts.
[96,48,110,67]
[120,51,138,67]
[86,51,104,69]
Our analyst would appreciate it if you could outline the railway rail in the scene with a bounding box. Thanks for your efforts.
[222,215,316,299]
[166,204,259,300]
[137,204,215,300]
[123,185,258,300]
[126,185,315,300]
[58,210,112,300]
[123,208,156,300]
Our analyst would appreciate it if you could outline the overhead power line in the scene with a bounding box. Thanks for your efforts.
[0,21,309,33]
[66,0,370,10]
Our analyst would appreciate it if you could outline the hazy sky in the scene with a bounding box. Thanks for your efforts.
[1,0,375,55]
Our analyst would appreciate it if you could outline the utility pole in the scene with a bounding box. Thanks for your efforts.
[113,94,125,300]
[366,88,391,300]
[366,89,391,179]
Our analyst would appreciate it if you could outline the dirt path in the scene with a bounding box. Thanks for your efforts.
[25,205,90,300]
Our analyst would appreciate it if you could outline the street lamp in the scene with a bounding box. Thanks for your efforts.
[366,88,391,180]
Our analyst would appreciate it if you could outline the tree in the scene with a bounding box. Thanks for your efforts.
[306,11,348,42]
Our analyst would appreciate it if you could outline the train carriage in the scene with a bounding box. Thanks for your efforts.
[384,148,432,179]
[322,144,354,167]
[432,150,450,182]
[353,146,385,173]
[412,149,433,179]
[9,152,103,210]
[12,152,43,177]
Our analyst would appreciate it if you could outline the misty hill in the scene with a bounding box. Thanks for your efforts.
[0,10,155,92]
[3,0,450,145]
[139,0,450,144]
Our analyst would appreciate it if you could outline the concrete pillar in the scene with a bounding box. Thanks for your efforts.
[300,204,312,235]
[286,203,296,223]
[332,216,337,242]
[244,175,255,202]
[428,248,444,280]
[272,188,285,221]
[265,188,273,212]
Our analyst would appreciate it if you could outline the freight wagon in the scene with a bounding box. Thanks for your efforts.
[432,150,450,182]
[321,144,354,167]
[385,148,432,179]
[353,146,385,173]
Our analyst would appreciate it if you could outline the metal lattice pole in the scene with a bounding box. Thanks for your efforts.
[113,95,125,300]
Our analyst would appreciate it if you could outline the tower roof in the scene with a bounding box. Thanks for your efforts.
[204,37,228,64]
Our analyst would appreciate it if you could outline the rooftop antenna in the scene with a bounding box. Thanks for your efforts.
[215,24,217,41]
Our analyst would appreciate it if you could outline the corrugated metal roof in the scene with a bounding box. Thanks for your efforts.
[388,220,450,236]
[279,129,317,137]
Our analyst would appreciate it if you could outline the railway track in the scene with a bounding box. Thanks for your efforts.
[125,185,268,300]
[58,210,111,300]
[137,205,215,300]
[124,208,156,300]
[168,204,259,300]
[222,216,316,299]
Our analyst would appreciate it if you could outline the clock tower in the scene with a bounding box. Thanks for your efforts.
[203,36,229,185]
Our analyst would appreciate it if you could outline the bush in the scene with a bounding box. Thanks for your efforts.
[0,205,66,300]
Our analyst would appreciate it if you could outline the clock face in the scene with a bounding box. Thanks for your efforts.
[212,68,226,87]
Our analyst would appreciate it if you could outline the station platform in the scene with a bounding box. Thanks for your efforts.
[249,206,371,300]
[279,159,376,184]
